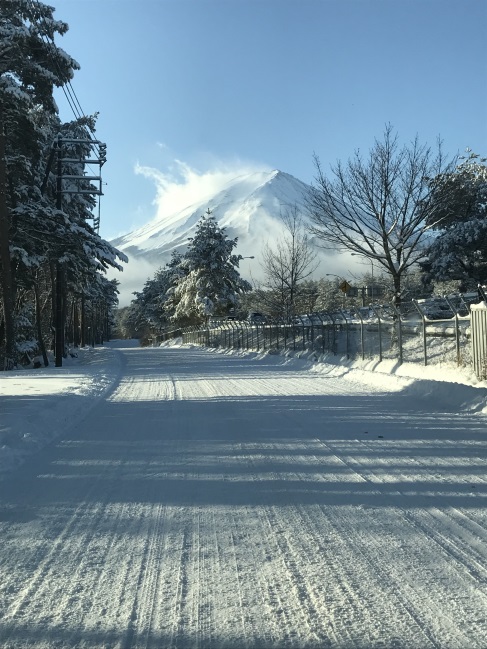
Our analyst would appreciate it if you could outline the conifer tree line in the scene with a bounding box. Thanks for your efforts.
[0,1,126,369]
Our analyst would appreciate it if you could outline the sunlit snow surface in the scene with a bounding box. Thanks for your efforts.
[1,341,487,648]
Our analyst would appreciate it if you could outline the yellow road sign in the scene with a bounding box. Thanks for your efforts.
[339,280,352,293]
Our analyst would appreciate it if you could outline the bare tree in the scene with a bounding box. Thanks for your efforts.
[261,206,318,321]
[306,125,454,303]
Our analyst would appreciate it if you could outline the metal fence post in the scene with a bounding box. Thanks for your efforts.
[317,313,325,355]
[297,315,305,351]
[340,310,350,359]
[412,299,427,366]
[370,305,382,362]
[357,310,365,360]
[471,301,487,379]
[445,295,461,366]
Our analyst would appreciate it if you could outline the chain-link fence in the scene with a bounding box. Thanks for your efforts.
[155,292,485,373]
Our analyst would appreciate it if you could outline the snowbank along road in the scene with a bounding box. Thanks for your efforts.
[1,343,487,648]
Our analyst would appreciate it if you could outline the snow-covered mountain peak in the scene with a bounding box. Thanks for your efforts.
[111,168,311,260]
[109,168,330,305]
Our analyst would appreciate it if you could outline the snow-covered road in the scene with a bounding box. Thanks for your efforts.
[1,343,487,648]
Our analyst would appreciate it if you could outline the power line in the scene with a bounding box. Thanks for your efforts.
[28,0,105,232]
[29,0,100,153]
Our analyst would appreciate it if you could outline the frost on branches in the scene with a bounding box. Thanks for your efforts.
[172,211,251,323]
[0,1,126,369]
[424,150,487,288]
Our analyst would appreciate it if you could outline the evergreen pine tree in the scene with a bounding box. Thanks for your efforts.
[0,0,78,367]
[172,210,251,324]
[423,151,487,287]
[0,3,127,367]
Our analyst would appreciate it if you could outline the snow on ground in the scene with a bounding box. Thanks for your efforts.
[1,339,485,476]
[1,340,487,648]
[0,342,131,474]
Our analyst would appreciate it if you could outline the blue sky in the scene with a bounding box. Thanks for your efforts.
[54,0,487,242]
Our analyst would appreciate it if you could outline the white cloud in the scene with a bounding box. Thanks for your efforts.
[108,156,273,306]
[109,156,368,306]
[134,157,270,223]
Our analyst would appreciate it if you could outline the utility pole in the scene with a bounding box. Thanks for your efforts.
[50,136,106,366]
[54,136,65,367]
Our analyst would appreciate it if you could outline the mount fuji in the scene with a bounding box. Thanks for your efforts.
[110,169,343,305]
[112,170,311,262]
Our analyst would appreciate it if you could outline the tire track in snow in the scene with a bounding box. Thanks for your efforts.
[119,503,167,649]
[63,501,145,647]
[226,522,255,647]
[314,437,487,648]
[246,441,429,649]
[237,428,482,649]
[334,437,487,586]
[227,509,288,648]
[0,477,108,633]
[241,437,365,648]
[170,527,193,648]
[257,504,335,647]
[138,509,187,648]
[405,507,487,586]
[398,508,487,645]
[2,346,487,648]
[164,350,487,648]
[324,506,445,649]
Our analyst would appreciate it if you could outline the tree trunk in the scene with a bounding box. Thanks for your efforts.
[54,142,65,366]
[80,294,86,347]
[33,279,49,367]
[49,259,56,350]
[73,296,80,347]
[0,117,15,369]
[392,272,402,306]
[54,262,64,366]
